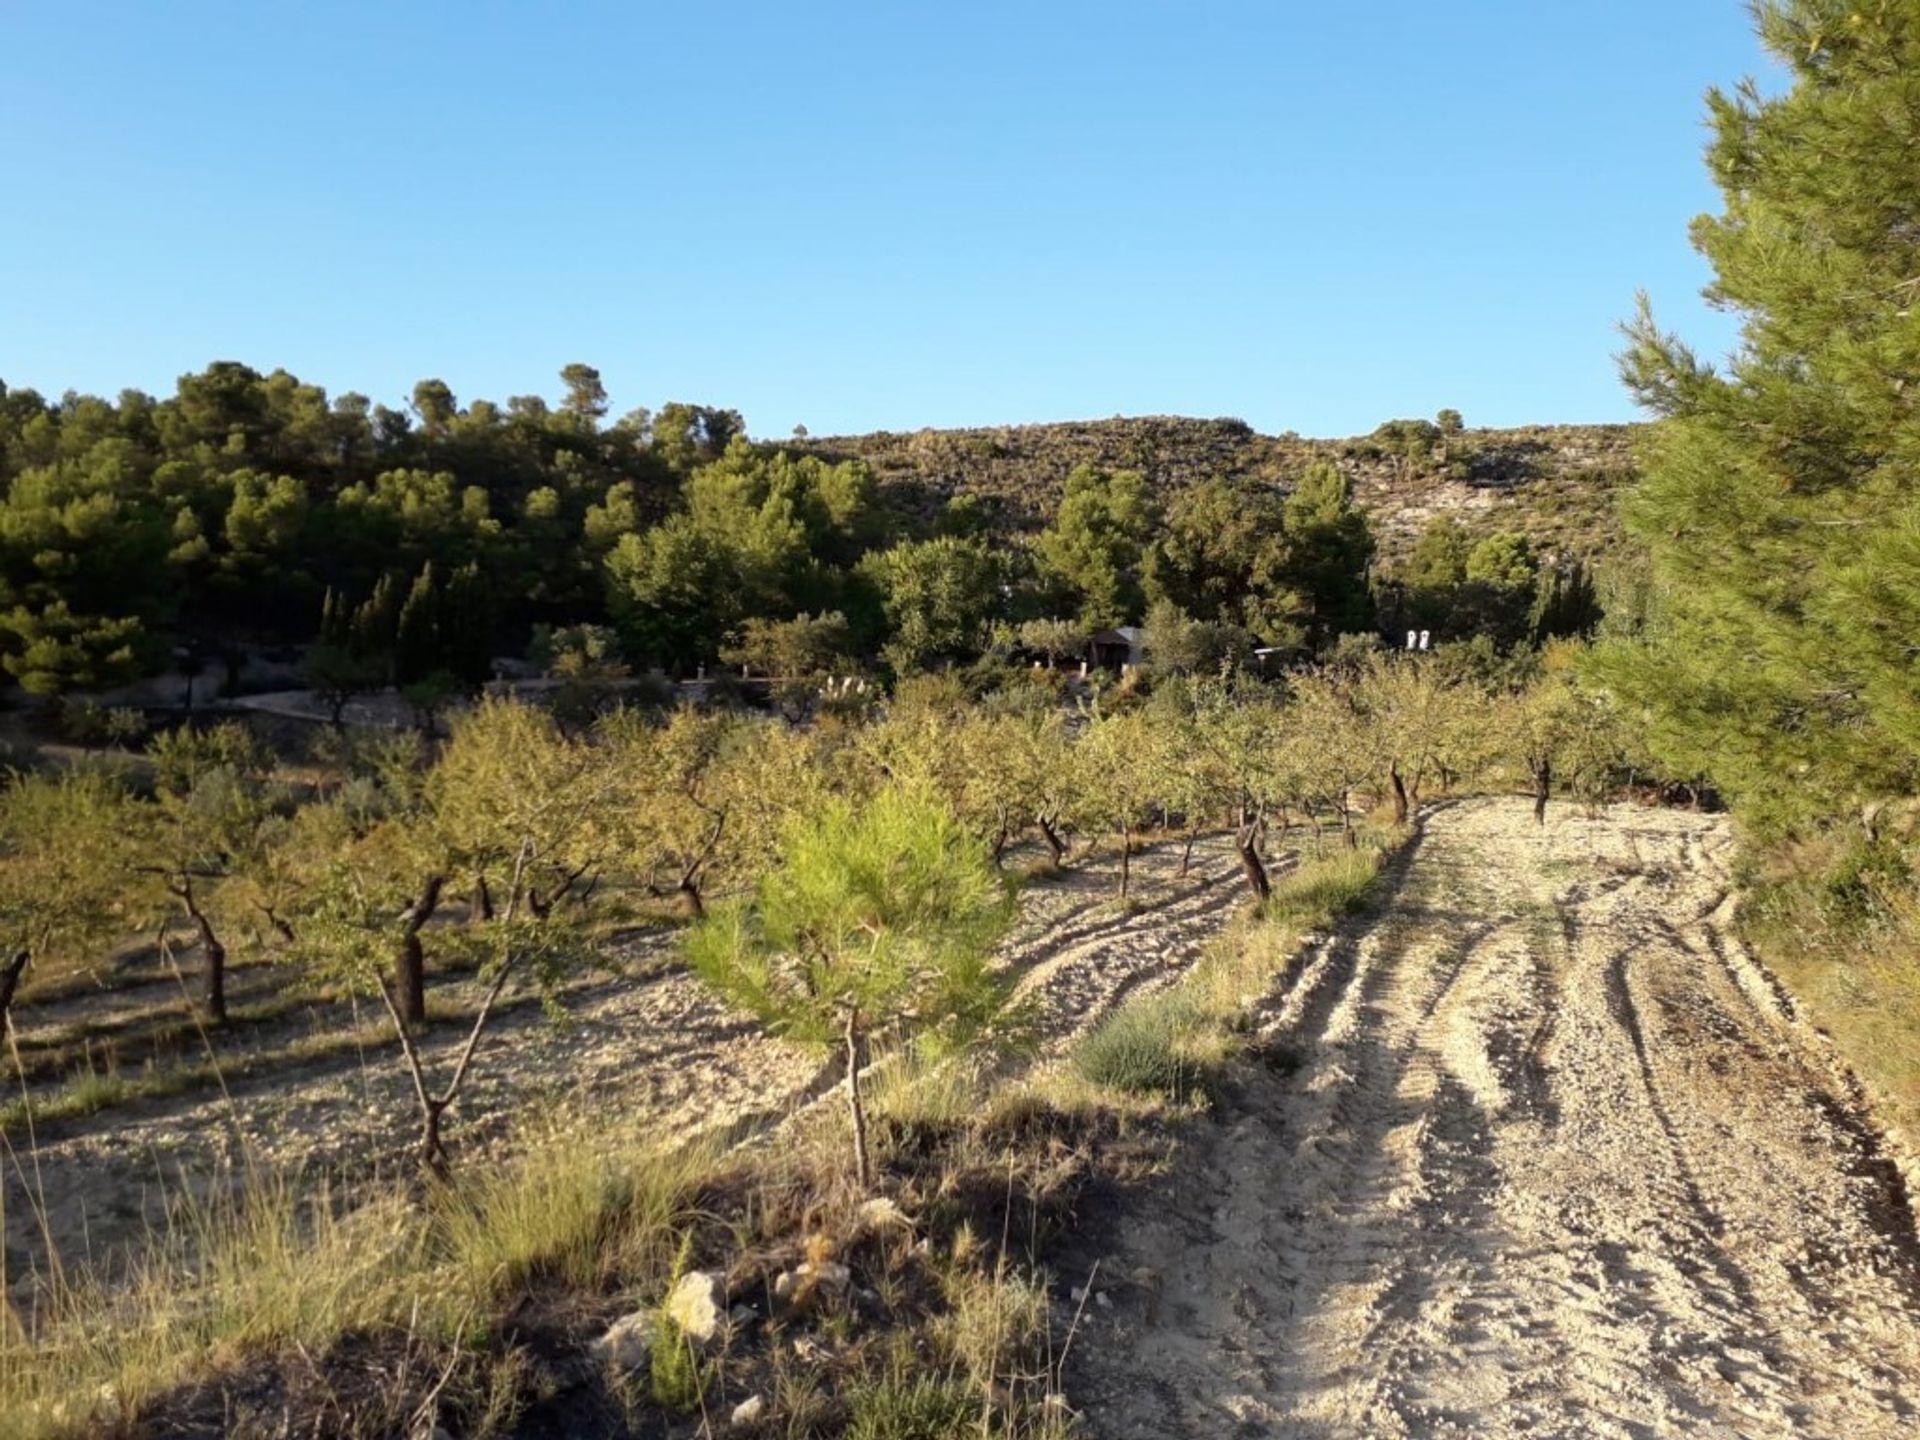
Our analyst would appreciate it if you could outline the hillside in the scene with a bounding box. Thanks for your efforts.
[795,417,1642,565]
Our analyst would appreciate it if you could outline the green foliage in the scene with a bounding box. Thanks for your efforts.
[844,1376,977,1440]
[1013,616,1085,665]
[1072,989,1203,1097]
[860,535,1002,675]
[1594,2,1920,837]
[1280,462,1375,647]
[1035,465,1159,629]
[721,610,852,678]
[687,784,1013,1050]
[0,768,138,990]
[1140,598,1249,676]
[647,1314,707,1413]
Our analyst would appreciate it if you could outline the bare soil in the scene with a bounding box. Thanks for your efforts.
[1,832,1249,1313]
[1072,798,1920,1439]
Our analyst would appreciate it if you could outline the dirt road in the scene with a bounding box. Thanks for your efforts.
[1077,798,1920,1440]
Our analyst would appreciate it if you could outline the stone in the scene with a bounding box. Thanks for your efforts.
[666,1270,727,1344]
[772,1260,852,1308]
[731,1394,766,1425]
[588,1310,655,1374]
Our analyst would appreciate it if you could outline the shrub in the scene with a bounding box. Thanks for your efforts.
[1072,990,1203,1097]
[845,1376,977,1440]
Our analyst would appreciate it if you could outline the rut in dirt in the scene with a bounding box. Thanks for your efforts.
[1073,797,1920,1440]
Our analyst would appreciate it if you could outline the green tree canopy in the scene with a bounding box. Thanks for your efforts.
[1593,1,1920,837]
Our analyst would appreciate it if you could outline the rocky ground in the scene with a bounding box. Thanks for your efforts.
[0,832,1250,1314]
[1072,798,1920,1440]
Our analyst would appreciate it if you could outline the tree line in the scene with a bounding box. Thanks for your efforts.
[0,365,1603,704]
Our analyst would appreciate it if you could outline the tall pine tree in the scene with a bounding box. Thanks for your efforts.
[1595,1,1920,838]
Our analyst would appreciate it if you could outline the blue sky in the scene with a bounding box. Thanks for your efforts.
[0,2,1770,439]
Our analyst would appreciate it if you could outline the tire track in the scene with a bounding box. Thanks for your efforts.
[1076,798,1920,1440]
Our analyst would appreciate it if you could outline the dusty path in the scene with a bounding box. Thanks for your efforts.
[1076,798,1920,1440]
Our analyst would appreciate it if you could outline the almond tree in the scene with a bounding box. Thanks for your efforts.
[1291,669,1386,849]
[0,768,136,1029]
[133,723,282,1024]
[1076,703,1174,901]
[298,699,607,1174]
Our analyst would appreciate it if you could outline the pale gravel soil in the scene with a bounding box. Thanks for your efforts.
[1075,797,1920,1440]
[2,831,1251,1311]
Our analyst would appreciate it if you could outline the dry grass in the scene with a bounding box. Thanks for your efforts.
[1742,833,1920,1140]
[0,1120,714,1439]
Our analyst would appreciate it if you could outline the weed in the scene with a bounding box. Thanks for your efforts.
[1072,991,1203,1097]
[845,1374,977,1440]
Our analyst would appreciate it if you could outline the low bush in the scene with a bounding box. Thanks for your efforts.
[1072,990,1204,1097]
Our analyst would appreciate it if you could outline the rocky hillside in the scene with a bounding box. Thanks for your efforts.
[794,417,1642,565]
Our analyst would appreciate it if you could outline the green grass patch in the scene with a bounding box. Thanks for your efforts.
[1072,990,1205,1097]
[845,1375,978,1440]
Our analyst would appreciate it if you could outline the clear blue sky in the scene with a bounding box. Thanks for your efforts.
[0,2,1771,440]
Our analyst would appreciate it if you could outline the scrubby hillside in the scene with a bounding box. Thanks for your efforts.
[794,417,1640,563]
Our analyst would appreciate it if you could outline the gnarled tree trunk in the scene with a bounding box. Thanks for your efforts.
[396,874,445,1029]
[1389,762,1410,825]
[1235,811,1271,904]
[1533,758,1552,826]
[0,949,29,1026]
[181,882,228,1026]
[1038,815,1067,868]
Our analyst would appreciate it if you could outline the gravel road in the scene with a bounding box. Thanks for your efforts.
[1077,798,1920,1440]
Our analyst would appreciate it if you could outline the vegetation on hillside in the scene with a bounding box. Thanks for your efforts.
[0,365,1627,704]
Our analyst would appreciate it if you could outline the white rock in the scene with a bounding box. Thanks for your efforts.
[731,1394,766,1425]
[667,1269,727,1344]
[589,1310,656,1373]
[773,1260,852,1307]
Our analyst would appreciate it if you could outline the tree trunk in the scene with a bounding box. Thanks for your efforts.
[1389,763,1410,825]
[677,873,706,919]
[0,949,28,1024]
[1180,825,1195,877]
[1341,792,1357,849]
[185,891,228,1026]
[1117,823,1132,902]
[420,1098,449,1179]
[844,1007,871,1191]
[396,874,445,1030]
[990,807,1011,869]
[469,871,494,925]
[1533,760,1552,826]
[1038,816,1067,867]
[1235,825,1271,904]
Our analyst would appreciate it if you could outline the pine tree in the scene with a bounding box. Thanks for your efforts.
[1594,1,1920,838]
